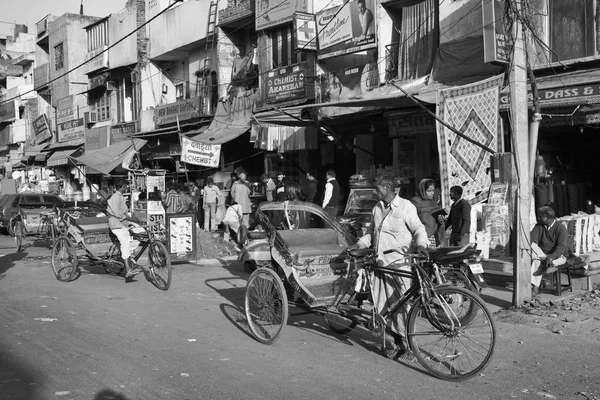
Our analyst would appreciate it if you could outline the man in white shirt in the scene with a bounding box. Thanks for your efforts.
[322,169,341,218]
[349,176,429,360]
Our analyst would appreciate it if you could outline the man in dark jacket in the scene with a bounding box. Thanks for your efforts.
[303,170,318,204]
[322,169,341,218]
[445,185,471,246]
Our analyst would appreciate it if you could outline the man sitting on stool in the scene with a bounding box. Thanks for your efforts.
[531,206,568,296]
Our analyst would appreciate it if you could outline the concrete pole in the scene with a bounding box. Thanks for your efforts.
[509,0,532,305]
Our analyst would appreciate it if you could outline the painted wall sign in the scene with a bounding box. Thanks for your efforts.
[85,126,109,151]
[482,0,509,64]
[293,12,317,51]
[256,0,309,30]
[57,95,74,124]
[180,136,221,168]
[57,118,85,143]
[0,100,18,123]
[266,64,306,104]
[499,82,600,108]
[110,121,137,143]
[316,0,376,59]
[32,114,52,144]
[154,97,202,126]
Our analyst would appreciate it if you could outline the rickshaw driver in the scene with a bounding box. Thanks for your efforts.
[107,182,147,278]
[348,177,429,361]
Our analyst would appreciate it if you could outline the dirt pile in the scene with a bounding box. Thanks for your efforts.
[195,229,239,260]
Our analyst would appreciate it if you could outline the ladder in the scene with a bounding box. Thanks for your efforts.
[196,0,218,114]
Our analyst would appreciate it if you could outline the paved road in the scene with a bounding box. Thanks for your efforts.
[1,234,599,400]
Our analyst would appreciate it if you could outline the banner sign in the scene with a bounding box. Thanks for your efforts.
[32,114,52,144]
[256,0,309,30]
[482,0,509,64]
[180,136,221,168]
[293,12,317,51]
[0,100,18,123]
[154,97,202,126]
[58,118,85,142]
[266,64,306,104]
[316,0,376,59]
[110,122,137,143]
[57,96,74,124]
[500,82,600,108]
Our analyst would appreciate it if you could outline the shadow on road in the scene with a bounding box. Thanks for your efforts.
[0,343,41,399]
[220,303,255,340]
[93,389,131,400]
[0,246,27,275]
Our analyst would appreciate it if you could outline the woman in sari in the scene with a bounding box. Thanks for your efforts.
[410,178,444,246]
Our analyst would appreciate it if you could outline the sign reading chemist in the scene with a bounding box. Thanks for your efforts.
[266,65,306,104]
[180,136,221,168]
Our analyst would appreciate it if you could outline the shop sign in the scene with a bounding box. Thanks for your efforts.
[147,200,165,235]
[0,100,18,123]
[180,136,221,168]
[256,0,309,30]
[500,82,600,108]
[86,45,109,74]
[166,213,197,262]
[319,60,379,103]
[316,0,377,60]
[57,96,74,124]
[88,71,110,91]
[57,118,85,143]
[85,126,109,151]
[387,114,436,137]
[110,122,137,143]
[266,64,306,104]
[32,114,52,144]
[539,105,600,127]
[293,12,317,51]
[482,0,509,64]
[154,97,202,126]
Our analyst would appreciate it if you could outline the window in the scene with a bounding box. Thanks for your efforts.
[175,83,185,100]
[86,20,109,52]
[54,43,64,70]
[549,0,595,62]
[90,90,111,121]
[116,75,138,122]
[269,24,307,68]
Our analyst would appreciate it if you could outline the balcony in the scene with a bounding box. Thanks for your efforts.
[14,53,35,66]
[218,0,255,28]
[34,63,50,88]
[7,85,36,103]
[148,0,210,60]
[86,45,109,75]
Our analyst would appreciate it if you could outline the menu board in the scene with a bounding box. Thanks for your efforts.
[166,213,197,262]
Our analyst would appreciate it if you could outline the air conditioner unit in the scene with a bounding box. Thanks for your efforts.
[85,111,98,125]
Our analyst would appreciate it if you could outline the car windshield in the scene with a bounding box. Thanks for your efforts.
[345,189,378,214]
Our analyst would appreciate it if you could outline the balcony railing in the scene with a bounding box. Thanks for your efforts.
[34,64,50,88]
[36,18,48,36]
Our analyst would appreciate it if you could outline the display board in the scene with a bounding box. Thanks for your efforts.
[166,213,197,262]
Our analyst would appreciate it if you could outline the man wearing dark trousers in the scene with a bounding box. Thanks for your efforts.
[445,185,471,246]
[322,169,341,218]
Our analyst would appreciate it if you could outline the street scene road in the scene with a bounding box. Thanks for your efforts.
[1,235,599,400]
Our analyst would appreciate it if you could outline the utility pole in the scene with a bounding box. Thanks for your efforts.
[509,0,532,305]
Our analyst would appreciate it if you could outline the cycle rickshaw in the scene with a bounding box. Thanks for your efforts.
[242,201,496,381]
[50,201,172,290]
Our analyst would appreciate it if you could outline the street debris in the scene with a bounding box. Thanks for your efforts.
[187,339,196,342]
[34,318,57,322]
[54,391,71,396]
[180,373,189,377]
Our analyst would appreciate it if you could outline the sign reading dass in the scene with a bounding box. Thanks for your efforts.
[180,136,221,168]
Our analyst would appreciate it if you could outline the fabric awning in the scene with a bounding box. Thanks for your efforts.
[192,91,258,144]
[74,139,146,175]
[24,143,48,156]
[47,149,79,166]
[34,153,48,162]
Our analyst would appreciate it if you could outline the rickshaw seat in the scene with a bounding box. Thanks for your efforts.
[289,244,346,259]
[75,217,111,234]
[279,229,346,260]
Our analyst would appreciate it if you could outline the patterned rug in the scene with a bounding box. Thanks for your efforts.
[436,75,505,208]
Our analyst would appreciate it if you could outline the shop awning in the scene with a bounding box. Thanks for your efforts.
[191,91,258,144]
[34,153,48,162]
[24,143,48,156]
[47,149,80,166]
[73,139,146,175]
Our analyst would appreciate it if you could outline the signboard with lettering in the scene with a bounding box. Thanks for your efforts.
[85,126,109,151]
[86,45,109,74]
[166,213,197,262]
[387,114,436,137]
[293,12,317,51]
[316,0,377,59]
[110,122,137,143]
[32,114,52,144]
[180,136,221,168]
[266,64,306,104]
[499,82,600,108]
[0,100,18,123]
[58,118,85,142]
[154,97,202,126]
[482,0,509,64]
[256,0,309,30]
[147,200,166,236]
[57,96,74,124]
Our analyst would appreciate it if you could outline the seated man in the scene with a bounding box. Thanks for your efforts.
[530,206,568,295]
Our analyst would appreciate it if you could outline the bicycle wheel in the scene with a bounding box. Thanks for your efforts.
[147,240,172,290]
[8,216,19,237]
[438,272,478,325]
[51,237,78,282]
[407,286,495,381]
[245,268,288,344]
[13,219,23,251]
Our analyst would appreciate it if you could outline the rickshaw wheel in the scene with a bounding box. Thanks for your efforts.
[51,237,78,282]
[323,309,358,334]
[148,240,172,291]
[11,219,23,251]
[245,268,288,345]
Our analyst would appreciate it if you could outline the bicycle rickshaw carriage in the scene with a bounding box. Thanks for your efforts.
[50,201,172,290]
[241,201,496,381]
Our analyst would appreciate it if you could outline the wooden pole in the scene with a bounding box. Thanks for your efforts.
[510,0,532,305]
